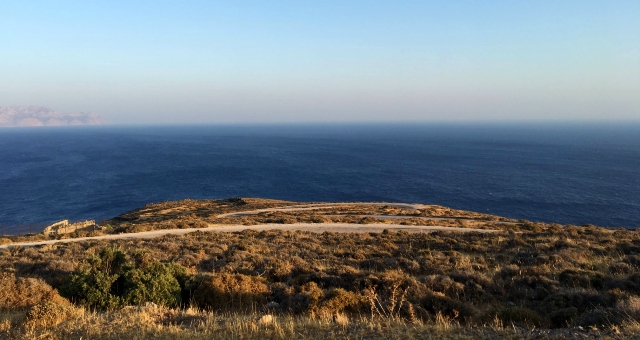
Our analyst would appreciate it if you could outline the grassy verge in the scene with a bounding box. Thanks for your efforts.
[2,306,632,339]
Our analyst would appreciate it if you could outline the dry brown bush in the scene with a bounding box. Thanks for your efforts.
[0,273,70,310]
[193,273,270,311]
[317,288,365,316]
[23,301,80,332]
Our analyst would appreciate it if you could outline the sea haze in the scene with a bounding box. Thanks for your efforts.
[0,123,638,229]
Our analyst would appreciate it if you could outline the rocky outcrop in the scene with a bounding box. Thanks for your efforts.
[0,106,107,127]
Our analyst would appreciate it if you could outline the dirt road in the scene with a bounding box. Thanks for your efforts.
[0,222,497,249]
[0,202,509,249]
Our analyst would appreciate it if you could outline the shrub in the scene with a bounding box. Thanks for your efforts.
[60,246,127,309]
[422,275,464,298]
[117,262,184,307]
[272,281,329,314]
[318,288,365,315]
[623,255,640,268]
[23,301,79,331]
[559,269,591,288]
[192,273,269,311]
[191,220,209,228]
[549,307,578,328]
[420,293,476,322]
[0,273,69,310]
[609,262,632,275]
[497,264,520,279]
[298,281,325,312]
[358,217,377,224]
[359,259,387,271]
[310,216,325,223]
[541,292,610,314]
[579,308,625,328]
[605,273,640,295]
[61,246,186,309]
[498,307,545,328]
[617,294,640,315]
[35,259,77,287]
[508,276,558,301]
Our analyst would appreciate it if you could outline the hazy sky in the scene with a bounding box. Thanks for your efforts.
[1,1,638,124]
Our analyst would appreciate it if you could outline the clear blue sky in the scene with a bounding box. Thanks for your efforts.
[1,1,638,124]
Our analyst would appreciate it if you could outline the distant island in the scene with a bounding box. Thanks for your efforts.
[0,106,107,127]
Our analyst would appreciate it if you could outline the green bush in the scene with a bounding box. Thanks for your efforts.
[117,262,184,307]
[61,246,187,309]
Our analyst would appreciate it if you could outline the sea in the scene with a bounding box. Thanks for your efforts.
[0,123,639,233]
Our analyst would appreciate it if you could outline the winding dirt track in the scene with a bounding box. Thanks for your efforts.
[0,203,500,249]
[216,202,428,218]
[0,223,497,249]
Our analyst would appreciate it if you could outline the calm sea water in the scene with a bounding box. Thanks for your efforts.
[0,123,639,229]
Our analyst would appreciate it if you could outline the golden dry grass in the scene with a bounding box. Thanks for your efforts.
[1,199,639,339]
[2,304,634,339]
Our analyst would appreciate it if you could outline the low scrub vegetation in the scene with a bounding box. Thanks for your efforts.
[0,199,639,338]
[60,246,188,309]
[1,230,639,338]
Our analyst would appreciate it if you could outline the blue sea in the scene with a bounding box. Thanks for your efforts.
[0,123,639,231]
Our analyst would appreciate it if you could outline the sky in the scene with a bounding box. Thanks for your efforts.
[0,1,638,124]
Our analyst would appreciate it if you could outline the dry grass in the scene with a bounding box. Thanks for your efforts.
[1,198,639,338]
[1,198,536,244]
[0,273,69,310]
[2,305,633,339]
